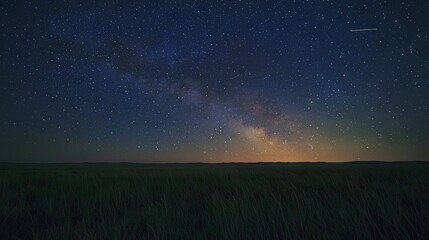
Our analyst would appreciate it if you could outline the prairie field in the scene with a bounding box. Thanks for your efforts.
[0,163,428,239]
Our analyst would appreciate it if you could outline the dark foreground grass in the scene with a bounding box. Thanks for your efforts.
[0,163,428,239]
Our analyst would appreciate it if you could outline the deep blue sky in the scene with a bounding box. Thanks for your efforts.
[1,0,428,162]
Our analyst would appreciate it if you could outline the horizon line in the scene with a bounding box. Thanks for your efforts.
[1,160,428,165]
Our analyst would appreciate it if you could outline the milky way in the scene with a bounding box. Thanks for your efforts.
[1,1,428,162]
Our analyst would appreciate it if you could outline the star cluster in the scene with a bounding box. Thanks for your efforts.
[1,0,428,162]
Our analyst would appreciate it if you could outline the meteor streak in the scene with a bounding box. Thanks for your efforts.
[350,28,378,32]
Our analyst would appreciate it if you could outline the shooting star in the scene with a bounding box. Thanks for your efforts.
[350,28,378,32]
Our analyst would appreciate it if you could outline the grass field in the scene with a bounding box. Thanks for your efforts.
[1,163,428,239]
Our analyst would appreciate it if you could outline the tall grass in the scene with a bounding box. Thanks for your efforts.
[0,163,428,239]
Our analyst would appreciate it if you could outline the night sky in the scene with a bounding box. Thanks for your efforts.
[1,0,428,163]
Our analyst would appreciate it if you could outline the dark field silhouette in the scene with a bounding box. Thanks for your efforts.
[1,163,428,239]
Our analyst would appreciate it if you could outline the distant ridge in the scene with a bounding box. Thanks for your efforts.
[349,160,429,164]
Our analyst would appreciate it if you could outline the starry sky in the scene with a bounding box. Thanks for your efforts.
[1,0,428,163]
